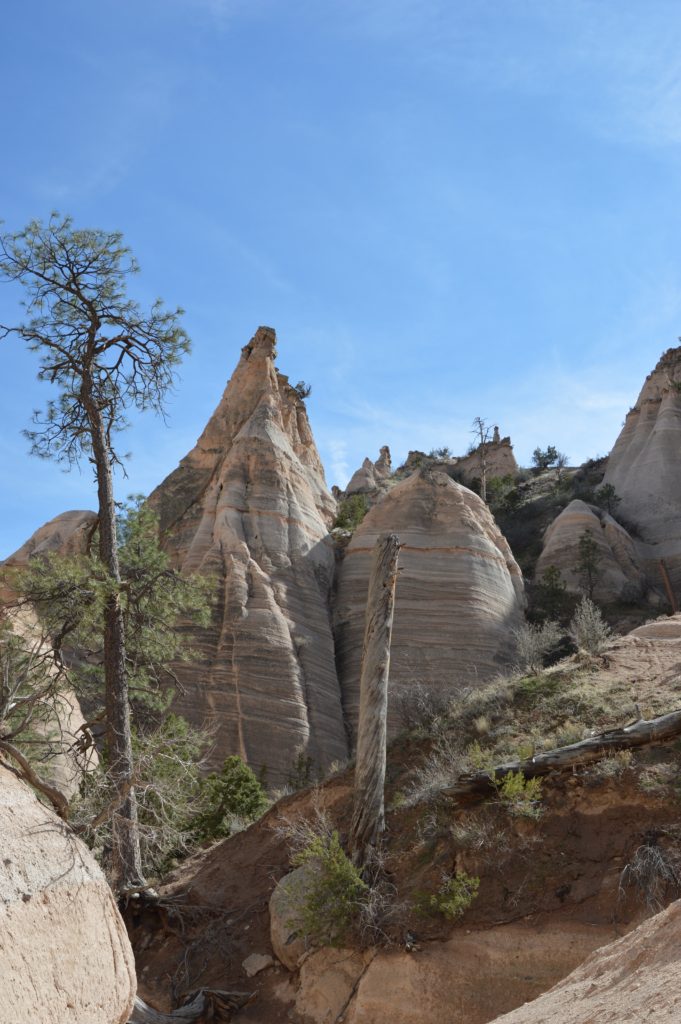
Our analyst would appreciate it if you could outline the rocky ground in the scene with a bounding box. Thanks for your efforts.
[129,618,681,1023]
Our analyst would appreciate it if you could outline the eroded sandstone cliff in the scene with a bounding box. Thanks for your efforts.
[604,345,681,596]
[149,326,348,781]
[535,498,648,604]
[334,468,525,739]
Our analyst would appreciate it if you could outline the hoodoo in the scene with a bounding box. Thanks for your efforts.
[603,345,681,595]
[535,499,648,604]
[149,327,348,781]
[334,468,525,739]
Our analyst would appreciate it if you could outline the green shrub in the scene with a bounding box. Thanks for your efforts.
[496,770,543,819]
[415,871,480,921]
[333,494,369,532]
[190,754,269,842]
[291,829,368,946]
[593,483,621,516]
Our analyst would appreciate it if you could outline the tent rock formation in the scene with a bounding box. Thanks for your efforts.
[334,468,525,739]
[149,326,348,781]
[604,345,681,595]
[535,499,649,604]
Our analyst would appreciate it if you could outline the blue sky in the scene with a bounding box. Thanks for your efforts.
[3,0,681,556]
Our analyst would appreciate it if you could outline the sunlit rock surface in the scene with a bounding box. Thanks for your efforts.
[604,345,681,595]
[334,468,525,740]
[536,498,648,603]
[149,327,347,781]
[0,768,136,1024]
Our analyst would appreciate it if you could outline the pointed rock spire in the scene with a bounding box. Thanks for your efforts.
[149,327,347,781]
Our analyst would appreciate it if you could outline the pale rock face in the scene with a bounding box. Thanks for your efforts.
[604,346,681,592]
[374,445,392,479]
[334,469,525,739]
[345,457,378,495]
[535,499,648,603]
[149,327,348,781]
[490,899,681,1024]
[4,509,97,566]
[2,513,99,798]
[0,768,136,1024]
[269,863,318,969]
[345,446,392,495]
[455,435,519,486]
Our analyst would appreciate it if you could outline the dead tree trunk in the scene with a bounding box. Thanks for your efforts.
[442,706,681,802]
[350,533,400,869]
[128,991,253,1022]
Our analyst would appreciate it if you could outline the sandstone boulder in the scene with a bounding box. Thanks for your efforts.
[0,766,136,1024]
[334,468,525,738]
[490,898,681,1024]
[604,345,681,595]
[535,499,648,603]
[269,862,318,969]
[149,327,347,781]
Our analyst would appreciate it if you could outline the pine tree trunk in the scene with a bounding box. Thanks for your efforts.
[350,533,400,869]
[86,392,145,892]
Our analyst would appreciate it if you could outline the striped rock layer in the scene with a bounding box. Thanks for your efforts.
[604,345,681,594]
[0,767,136,1024]
[149,327,348,781]
[535,499,649,604]
[334,468,525,740]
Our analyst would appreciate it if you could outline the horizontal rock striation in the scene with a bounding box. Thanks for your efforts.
[536,499,648,603]
[334,469,525,740]
[0,767,136,1024]
[604,346,681,596]
[149,327,348,781]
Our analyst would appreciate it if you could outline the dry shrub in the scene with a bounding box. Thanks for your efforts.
[393,683,452,733]
[569,596,611,655]
[512,620,563,673]
[404,734,468,806]
[619,832,681,910]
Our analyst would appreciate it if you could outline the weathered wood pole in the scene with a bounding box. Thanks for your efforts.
[350,532,400,868]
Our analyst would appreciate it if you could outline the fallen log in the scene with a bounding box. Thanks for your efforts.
[442,707,681,801]
[128,990,253,1023]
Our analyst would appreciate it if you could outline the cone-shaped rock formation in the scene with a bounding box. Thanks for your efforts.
[334,468,525,739]
[604,346,681,595]
[536,499,648,604]
[3,509,97,567]
[149,327,348,780]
